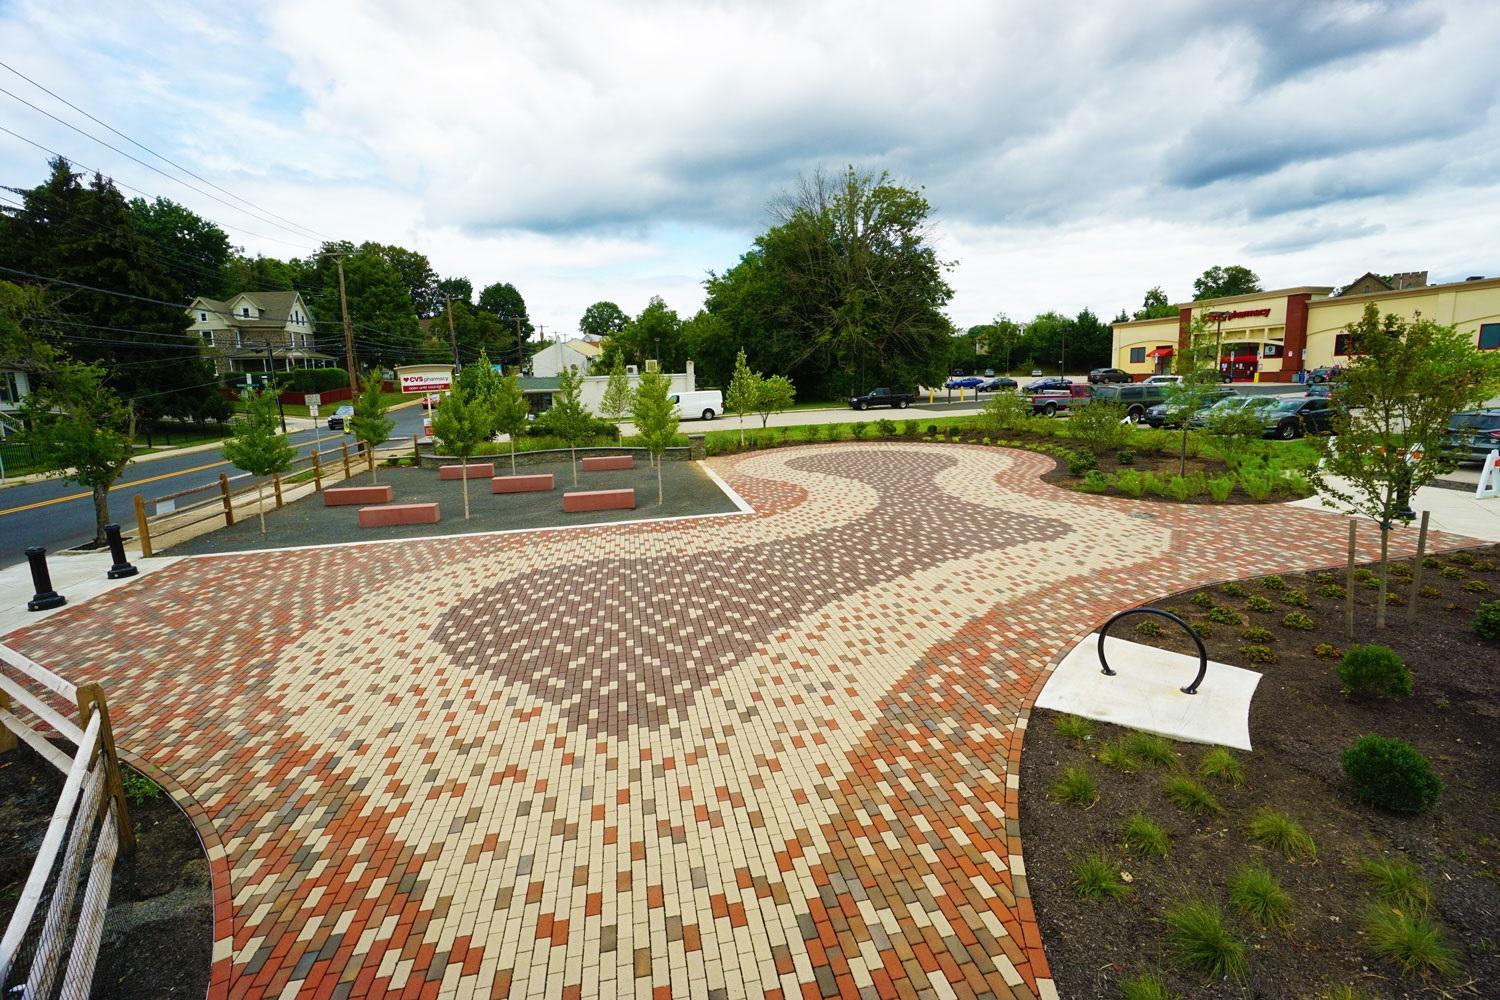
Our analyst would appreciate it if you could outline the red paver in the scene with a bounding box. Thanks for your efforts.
[2,444,1473,999]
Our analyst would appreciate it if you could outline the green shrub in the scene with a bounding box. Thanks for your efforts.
[1449,550,1476,566]
[1260,574,1287,590]
[1343,736,1441,814]
[1116,448,1136,466]
[1239,626,1274,643]
[1359,857,1434,912]
[1097,740,1140,773]
[121,769,162,804]
[1472,558,1495,571]
[1385,590,1406,606]
[1069,399,1132,454]
[926,424,939,436]
[1166,475,1194,501]
[1314,583,1346,599]
[903,420,920,437]
[1189,592,1215,609]
[1144,471,1172,498]
[1114,469,1144,498]
[1073,851,1132,900]
[1051,765,1098,806]
[1474,600,1500,640]
[1077,470,1111,494]
[1281,611,1316,631]
[1245,595,1274,612]
[1388,562,1414,580]
[1238,644,1276,664]
[1220,581,1247,598]
[1229,864,1293,928]
[1117,969,1172,1000]
[1206,606,1241,625]
[1165,899,1246,979]
[1133,619,1164,638]
[1123,731,1177,769]
[1440,564,1467,580]
[1206,475,1235,502]
[1123,814,1169,857]
[1337,644,1413,698]
[1281,589,1309,607]
[1238,468,1276,501]
[1068,450,1099,476]
[1199,748,1245,787]
[1312,642,1342,659]
[1463,578,1492,593]
[1163,776,1221,816]
[1421,554,1444,569]
[1419,585,1440,599]
[1247,807,1316,860]
[851,421,868,440]
[1054,714,1094,743]
[1354,567,1380,588]
[1362,905,1459,978]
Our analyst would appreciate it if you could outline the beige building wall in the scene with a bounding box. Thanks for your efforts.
[1111,318,1178,377]
[1303,278,1500,369]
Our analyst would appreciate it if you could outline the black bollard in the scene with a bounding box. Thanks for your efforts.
[104,523,139,579]
[25,546,66,612]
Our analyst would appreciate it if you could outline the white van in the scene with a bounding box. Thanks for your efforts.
[668,390,723,420]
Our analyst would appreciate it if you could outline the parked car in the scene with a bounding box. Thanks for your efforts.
[944,375,985,389]
[668,390,723,420]
[1087,367,1132,385]
[849,387,914,410]
[1445,409,1500,463]
[1030,383,1094,416]
[1142,374,1183,385]
[978,376,1017,392]
[1030,368,1043,377]
[1143,388,1238,429]
[1091,382,1173,421]
[1183,393,1272,429]
[327,404,354,430]
[1306,366,1343,384]
[1260,396,1334,439]
[1024,376,1072,394]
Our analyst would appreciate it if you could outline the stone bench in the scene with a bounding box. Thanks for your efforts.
[492,474,555,494]
[580,455,633,472]
[562,489,635,513]
[323,484,393,506]
[358,502,440,528]
[439,463,494,480]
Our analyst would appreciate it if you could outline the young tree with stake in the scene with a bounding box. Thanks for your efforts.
[1163,314,1221,476]
[725,347,758,446]
[222,389,296,534]
[455,348,503,441]
[632,368,680,505]
[349,371,394,483]
[491,369,532,476]
[431,386,489,520]
[549,366,593,485]
[599,354,633,422]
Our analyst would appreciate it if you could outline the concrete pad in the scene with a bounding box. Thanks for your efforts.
[0,549,184,638]
[1036,633,1261,751]
[1290,476,1500,544]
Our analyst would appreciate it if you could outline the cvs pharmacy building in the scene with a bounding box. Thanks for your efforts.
[1110,275,1500,382]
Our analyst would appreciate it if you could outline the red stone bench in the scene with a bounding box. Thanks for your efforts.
[323,484,393,506]
[439,463,494,480]
[562,489,635,513]
[580,455,633,472]
[358,502,440,528]
[492,474,554,494]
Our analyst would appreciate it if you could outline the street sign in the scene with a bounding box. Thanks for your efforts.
[308,404,319,418]
[304,393,321,407]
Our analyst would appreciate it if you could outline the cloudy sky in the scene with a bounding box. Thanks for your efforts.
[2,0,1498,336]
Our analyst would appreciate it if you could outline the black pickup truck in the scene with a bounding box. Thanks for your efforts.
[849,387,914,410]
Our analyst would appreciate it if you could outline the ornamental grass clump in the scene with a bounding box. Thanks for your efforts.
[1097,740,1140,773]
[1054,714,1093,743]
[1051,765,1097,806]
[1123,814,1169,857]
[1163,776,1221,816]
[1247,807,1316,860]
[1123,731,1177,769]
[1342,736,1442,814]
[1337,644,1413,698]
[1199,748,1245,787]
[1073,852,1132,901]
[1228,864,1293,928]
[1362,905,1459,979]
[1165,899,1246,979]
[1117,970,1172,1000]
[1359,857,1434,913]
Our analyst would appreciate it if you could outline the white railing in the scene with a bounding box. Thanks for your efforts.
[0,642,133,999]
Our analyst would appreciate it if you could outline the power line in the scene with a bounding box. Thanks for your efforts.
[0,59,331,243]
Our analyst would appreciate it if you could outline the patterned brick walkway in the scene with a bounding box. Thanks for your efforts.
[5,444,1466,999]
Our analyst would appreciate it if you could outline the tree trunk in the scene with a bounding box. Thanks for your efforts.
[370,443,379,484]
[257,482,267,534]
[1375,522,1390,629]
[462,469,470,520]
[739,414,744,447]
[1178,424,1188,477]
[570,444,577,485]
[510,441,517,476]
[92,482,110,546]
[657,457,663,506]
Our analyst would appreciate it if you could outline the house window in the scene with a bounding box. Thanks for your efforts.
[1,371,23,405]
[235,331,243,348]
[241,307,250,317]
[258,309,265,318]
[201,329,214,346]
[1263,343,1282,358]
[199,311,207,322]
[1129,347,1146,364]
[1480,323,1500,350]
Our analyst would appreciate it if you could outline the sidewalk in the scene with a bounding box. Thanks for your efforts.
[0,548,183,638]
[1289,478,1500,543]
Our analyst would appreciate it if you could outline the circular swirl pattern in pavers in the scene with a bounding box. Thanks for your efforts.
[4,443,1465,999]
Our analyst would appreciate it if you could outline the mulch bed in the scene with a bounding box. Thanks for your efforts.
[1021,544,1500,997]
[0,746,210,999]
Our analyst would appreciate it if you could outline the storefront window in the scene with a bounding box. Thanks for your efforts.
[1480,323,1500,350]
[1263,343,1282,358]
[1129,347,1145,363]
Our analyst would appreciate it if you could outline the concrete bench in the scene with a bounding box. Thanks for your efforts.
[580,455,633,472]
[323,484,393,506]
[492,474,555,494]
[562,489,635,513]
[358,502,440,528]
[439,463,494,480]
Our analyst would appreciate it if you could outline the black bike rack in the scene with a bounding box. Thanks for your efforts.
[1097,607,1209,695]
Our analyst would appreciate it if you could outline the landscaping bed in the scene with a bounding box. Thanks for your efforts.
[1021,544,1500,997]
[0,745,211,999]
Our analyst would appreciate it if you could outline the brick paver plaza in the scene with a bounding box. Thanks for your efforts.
[6,444,1458,998]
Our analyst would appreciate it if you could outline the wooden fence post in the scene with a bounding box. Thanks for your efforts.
[1344,519,1357,640]
[312,450,323,492]
[76,683,134,854]
[272,472,284,508]
[0,689,15,753]
[1407,510,1430,624]
[133,493,152,559]
[341,441,351,480]
[219,473,234,526]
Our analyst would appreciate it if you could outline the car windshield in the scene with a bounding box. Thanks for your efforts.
[1271,400,1305,413]
[1451,413,1500,430]
[336,406,353,416]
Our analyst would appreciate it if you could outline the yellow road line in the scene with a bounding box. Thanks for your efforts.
[0,457,230,518]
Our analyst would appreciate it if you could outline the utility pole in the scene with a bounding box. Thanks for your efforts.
[263,341,288,433]
[445,294,460,372]
[336,255,357,392]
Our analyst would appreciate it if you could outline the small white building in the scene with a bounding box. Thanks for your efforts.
[516,361,697,416]
[530,338,603,377]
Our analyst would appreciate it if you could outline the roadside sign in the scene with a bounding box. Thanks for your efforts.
[1478,450,1498,500]
[304,393,321,407]
[308,403,319,418]
[396,364,454,393]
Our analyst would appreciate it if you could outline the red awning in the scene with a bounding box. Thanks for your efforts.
[1147,346,1173,358]
[1228,352,1259,363]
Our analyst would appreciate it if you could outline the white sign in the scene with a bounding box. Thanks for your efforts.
[304,393,321,407]
[396,364,454,393]
[308,403,319,418]
[1478,450,1499,500]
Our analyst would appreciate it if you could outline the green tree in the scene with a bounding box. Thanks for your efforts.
[127,196,233,297]
[22,359,135,545]
[1165,314,1223,474]
[434,277,473,307]
[599,354,633,421]
[349,370,394,483]
[579,301,629,340]
[430,386,489,520]
[1310,303,1500,627]
[477,281,534,354]
[1133,286,1178,320]
[980,388,1033,435]
[305,242,423,368]
[1068,399,1131,454]
[631,368,680,505]
[725,347,759,445]
[369,243,439,317]
[549,366,592,485]
[491,370,532,476]
[1193,265,1262,301]
[221,388,296,533]
[753,374,796,429]
[455,348,504,438]
[600,296,686,372]
[431,300,513,362]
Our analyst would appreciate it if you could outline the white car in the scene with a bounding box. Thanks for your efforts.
[1143,374,1183,385]
[668,390,723,420]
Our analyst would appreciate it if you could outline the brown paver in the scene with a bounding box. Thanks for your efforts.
[3,444,1467,998]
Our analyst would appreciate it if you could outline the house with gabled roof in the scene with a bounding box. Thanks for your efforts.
[185,290,333,374]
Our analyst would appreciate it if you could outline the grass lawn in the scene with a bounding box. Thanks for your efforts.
[233,390,408,419]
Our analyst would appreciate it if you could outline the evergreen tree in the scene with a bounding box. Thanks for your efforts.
[431,386,489,519]
[631,368,680,505]
[549,366,592,485]
[222,389,296,533]
[349,371,394,482]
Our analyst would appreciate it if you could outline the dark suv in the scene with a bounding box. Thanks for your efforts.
[1091,382,1172,420]
[1446,409,1500,463]
[1088,367,1132,384]
[1260,396,1334,439]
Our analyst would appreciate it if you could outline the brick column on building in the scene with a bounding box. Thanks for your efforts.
[1282,293,1312,383]
[1177,306,1193,356]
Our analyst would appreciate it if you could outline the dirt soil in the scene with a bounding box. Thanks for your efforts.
[0,745,211,999]
[1021,543,1500,998]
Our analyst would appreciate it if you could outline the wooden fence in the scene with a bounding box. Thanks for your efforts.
[0,642,133,997]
